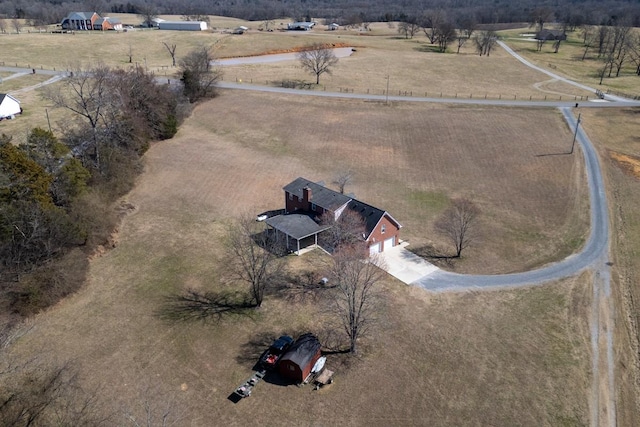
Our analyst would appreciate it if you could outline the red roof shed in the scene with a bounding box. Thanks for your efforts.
[277,333,322,383]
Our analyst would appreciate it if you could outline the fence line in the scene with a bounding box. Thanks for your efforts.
[0,64,604,102]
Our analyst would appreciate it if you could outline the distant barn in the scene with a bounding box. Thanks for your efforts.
[277,333,322,383]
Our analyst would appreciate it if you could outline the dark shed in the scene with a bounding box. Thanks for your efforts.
[277,333,322,383]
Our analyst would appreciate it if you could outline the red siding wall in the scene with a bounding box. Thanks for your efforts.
[367,215,400,251]
[285,190,325,215]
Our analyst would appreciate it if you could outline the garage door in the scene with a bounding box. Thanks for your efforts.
[384,237,395,251]
[369,242,381,256]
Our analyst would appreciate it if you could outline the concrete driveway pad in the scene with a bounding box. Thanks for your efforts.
[377,243,439,284]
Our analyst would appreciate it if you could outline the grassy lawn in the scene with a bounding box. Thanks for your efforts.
[2,96,593,423]
[5,15,638,426]
[500,27,640,96]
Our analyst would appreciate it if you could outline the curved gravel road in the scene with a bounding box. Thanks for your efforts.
[413,107,609,291]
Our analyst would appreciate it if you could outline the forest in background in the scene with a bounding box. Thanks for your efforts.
[2,0,640,28]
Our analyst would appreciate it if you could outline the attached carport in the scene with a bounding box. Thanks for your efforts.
[265,214,331,255]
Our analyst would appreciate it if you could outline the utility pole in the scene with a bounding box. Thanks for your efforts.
[385,74,390,104]
[570,113,581,154]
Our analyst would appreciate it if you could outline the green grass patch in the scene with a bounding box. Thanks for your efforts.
[407,189,449,214]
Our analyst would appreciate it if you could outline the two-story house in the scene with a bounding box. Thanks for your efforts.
[266,177,401,256]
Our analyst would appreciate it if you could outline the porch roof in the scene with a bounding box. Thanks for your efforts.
[265,214,331,240]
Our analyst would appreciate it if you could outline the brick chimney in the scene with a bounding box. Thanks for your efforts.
[302,186,312,204]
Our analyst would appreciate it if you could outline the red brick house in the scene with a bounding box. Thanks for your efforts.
[265,177,401,255]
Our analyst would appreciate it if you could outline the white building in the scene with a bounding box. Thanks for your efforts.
[158,21,208,31]
[0,94,21,119]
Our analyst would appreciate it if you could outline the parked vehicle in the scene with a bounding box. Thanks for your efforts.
[260,335,294,370]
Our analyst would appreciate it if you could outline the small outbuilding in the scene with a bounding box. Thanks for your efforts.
[93,17,122,31]
[535,29,567,41]
[158,21,208,31]
[277,333,322,383]
[233,26,249,34]
[0,94,21,120]
[287,21,316,31]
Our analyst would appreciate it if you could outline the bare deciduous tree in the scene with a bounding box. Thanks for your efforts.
[0,19,6,34]
[329,246,384,354]
[473,30,497,56]
[434,198,480,258]
[121,384,184,427]
[227,215,285,307]
[0,360,106,426]
[179,45,222,102]
[333,170,353,194]
[43,64,114,169]
[11,18,21,34]
[261,19,275,31]
[319,208,366,254]
[138,4,158,28]
[455,16,476,54]
[530,7,553,32]
[421,9,445,44]
[434,21,457,52]
[297,43,339,84]
[398,20,420,39]
[163,42,178,67]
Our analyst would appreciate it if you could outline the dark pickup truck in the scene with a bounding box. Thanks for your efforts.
[259,335,294,370]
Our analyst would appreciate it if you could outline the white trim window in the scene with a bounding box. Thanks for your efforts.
[381,224,386,234]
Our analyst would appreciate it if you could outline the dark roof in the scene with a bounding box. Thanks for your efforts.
[536,29,566,40]
[283,177,351,212]
[265,213,331,240]
[279,333,321,368]
[347,199,386,236]
[283,177,402,240]
[66,12,98,20]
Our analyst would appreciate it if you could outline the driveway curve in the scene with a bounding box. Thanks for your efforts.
[412,107,609,290]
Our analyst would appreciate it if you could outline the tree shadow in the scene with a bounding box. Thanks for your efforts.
[414,44,442,53]
[409,244,457,268]
[156,289,256,323]
[271,270,331,303]
[252,230,289,257]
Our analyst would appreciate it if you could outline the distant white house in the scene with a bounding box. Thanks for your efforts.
[328,23,339,31]
[287,21,315,31]
[0,94,21,120]
[158,21,208,31]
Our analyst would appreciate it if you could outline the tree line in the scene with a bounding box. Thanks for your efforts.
[0,48,220,319]
[2,0,640,28]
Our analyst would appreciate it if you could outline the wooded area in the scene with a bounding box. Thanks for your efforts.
[2,0,640,27]
[0,63,207,322]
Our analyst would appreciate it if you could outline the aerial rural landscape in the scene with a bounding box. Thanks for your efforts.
[1,0,640,425]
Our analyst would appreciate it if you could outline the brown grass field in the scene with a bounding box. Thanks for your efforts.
[3,93,594,424]
[2,15,640,426]
[577,108,640,427]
